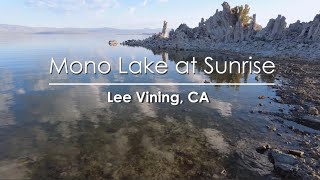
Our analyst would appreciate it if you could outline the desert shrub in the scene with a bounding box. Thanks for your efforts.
[231,4,252,27]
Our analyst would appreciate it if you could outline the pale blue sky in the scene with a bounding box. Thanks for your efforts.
[0,0,319,29]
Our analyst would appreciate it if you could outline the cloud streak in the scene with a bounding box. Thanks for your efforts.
[25,0,170,16]
[26,0,119,13]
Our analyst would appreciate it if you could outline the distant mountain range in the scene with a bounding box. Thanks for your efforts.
[0,24,161,35]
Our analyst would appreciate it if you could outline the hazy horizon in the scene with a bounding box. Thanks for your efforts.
[0,23,161,30]
[0,0,320,30]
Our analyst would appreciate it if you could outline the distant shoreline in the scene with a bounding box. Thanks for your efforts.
[0,32,156,36]
[0,24,161,35]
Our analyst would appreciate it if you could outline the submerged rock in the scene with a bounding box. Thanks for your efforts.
[268,149,300,178]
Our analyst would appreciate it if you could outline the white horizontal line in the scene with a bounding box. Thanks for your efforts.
[49,83,275,86]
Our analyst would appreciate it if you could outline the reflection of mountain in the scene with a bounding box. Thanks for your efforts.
[156,49,276,84]
[0,24,161,35]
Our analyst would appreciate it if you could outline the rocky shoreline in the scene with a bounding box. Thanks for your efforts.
[123,2,320,60]
[266,58,320,179]
[136,47,320,179]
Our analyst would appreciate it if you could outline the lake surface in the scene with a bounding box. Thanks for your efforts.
[0,34,294,179]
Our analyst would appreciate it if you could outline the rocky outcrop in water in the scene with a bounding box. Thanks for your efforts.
[123,2,320,59]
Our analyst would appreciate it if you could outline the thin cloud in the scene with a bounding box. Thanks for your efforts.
[158,0,169,3]
[128,7,136,14]
[26,0,119,13]
[142,0,149,6]
[143,0,169,6]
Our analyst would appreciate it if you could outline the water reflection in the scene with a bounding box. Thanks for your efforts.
[0,70,15,126]
[28,118,231,179]
[154,48,276,85]
[0,34,279,179]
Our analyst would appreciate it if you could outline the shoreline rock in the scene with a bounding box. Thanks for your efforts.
[288,150,305,157]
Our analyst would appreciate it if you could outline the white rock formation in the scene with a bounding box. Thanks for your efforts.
[160,21,169,38]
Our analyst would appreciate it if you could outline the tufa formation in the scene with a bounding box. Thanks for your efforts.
[123,2,320,59]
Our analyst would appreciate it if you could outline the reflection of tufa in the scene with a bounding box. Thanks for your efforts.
[161,52,168,62]
[255,74,261,82]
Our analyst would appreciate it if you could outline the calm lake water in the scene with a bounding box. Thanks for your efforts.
[0,34,291,179]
